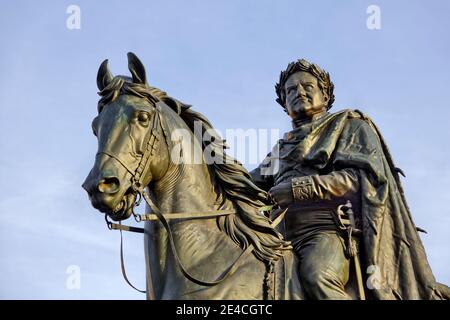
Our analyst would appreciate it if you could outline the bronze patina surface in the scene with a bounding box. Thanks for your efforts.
[83,54,450,300]
[82,53,302,300]
[252,59,450,300]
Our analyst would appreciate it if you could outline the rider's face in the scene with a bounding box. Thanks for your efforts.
[284,71,328,120]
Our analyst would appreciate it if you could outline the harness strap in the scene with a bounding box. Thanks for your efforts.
[133,111,162,186]
[97,151,136,176]
[107,192,285,294]
[110,222,145,233]
[118,223,147,294]
[106,210,234,233]
[136,209,235,222]
[141,191,254,287]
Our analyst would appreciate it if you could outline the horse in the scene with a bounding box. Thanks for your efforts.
[82,53,304,300]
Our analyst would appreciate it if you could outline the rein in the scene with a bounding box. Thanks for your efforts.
[101,104,284,299]
[105,194,283,298]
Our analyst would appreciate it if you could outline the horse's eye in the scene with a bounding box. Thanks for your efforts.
[138,112,150,124]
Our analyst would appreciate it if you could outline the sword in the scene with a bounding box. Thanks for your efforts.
[335,201,366,300]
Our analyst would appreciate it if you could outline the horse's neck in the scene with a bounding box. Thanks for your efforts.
[151,109,232,214]
[153,162,223,214]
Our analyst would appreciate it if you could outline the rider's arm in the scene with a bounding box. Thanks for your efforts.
[291,168,360,202]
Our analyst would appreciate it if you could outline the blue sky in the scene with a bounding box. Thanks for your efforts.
[0,0,449,299]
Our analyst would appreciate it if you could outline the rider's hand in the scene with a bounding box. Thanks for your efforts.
[268,181,294,208]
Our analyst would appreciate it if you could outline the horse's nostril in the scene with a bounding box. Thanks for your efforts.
[97,177,121,194]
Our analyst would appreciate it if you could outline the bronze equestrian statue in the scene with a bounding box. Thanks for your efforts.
[82,53,302,299]
[83,53,450,300]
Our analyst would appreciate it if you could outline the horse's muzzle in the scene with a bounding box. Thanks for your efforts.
[82,169,121,207]
[83,173,136,221]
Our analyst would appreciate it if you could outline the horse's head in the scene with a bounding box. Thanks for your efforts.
[82,53,170,221]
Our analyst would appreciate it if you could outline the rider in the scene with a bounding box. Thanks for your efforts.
[250,59,449,300]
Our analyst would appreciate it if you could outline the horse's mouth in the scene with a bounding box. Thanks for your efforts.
[108,189,137,221]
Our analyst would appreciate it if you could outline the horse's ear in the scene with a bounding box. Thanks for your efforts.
[127,52,147,85]
[97,59,113,91]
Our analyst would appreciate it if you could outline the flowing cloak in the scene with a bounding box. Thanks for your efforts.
[278,109,449,299]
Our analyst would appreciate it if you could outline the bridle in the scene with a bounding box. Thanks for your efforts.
[100,103,284,299]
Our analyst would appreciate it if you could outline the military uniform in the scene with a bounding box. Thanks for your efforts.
[251,109,450,300]
[251,112,361,299]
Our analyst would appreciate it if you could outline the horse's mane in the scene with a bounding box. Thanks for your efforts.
[98,77,290,261]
